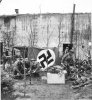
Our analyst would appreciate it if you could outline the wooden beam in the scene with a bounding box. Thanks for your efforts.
[70,4,76,44]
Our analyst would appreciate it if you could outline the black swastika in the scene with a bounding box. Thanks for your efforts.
[38,53,47,68]
[38,50,54,68]
[47,50,54,64]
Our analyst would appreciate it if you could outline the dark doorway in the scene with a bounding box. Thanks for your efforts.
[63,44,73,54]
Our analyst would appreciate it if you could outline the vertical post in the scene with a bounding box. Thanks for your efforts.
[12,47,14,63]
[71,4,76,60]
[88,14,92,65]
[88,42,92,65]
[58,20,61,57]
[28,34,32,85]
[70,4,76,44]
[0,42,3,64]
[24,46,26,97]
[46,18,49,70]
[47,24,49,48]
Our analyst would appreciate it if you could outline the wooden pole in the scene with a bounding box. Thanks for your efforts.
[71,4,76,60]
[70,4,76,44]
[58,20,61,57]
[47,24,49,48]
[24,46,26,97]
[0,42,3,64]
[88,15,91,65]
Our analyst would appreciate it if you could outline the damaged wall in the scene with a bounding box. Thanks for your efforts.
[0,16,16,51]
[74,13,91,60]
[15,14,38,46]
[37,13,91,59]
[0,13,91,60]
[0,18,4,42]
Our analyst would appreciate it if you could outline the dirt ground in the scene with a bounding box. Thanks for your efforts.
[1,76,92,100]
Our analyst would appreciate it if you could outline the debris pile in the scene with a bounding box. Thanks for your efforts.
[65,59,92,89]
[1,69,14,95]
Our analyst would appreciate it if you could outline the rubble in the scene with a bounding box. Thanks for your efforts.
[1,68,14,95]
[65,59,92,90]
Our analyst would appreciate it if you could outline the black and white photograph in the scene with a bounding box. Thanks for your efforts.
[0,0,92,100]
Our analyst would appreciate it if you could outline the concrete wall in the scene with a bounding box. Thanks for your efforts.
[0,13,91,60]
[37,13,91,59]
[74,13,91,60]
[0,18,4,42]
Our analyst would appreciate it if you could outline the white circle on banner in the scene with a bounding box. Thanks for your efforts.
[37,49,55,69]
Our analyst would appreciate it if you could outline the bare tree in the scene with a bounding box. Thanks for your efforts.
[27,15,38,59]
[27,15,38,47]
[1,27,15,51]
[58,17,62,56]
[42,17,55,48]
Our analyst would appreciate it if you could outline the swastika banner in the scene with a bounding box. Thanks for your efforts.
[37,49,55,69]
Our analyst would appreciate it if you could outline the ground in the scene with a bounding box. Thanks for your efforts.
[1,76,92,100]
